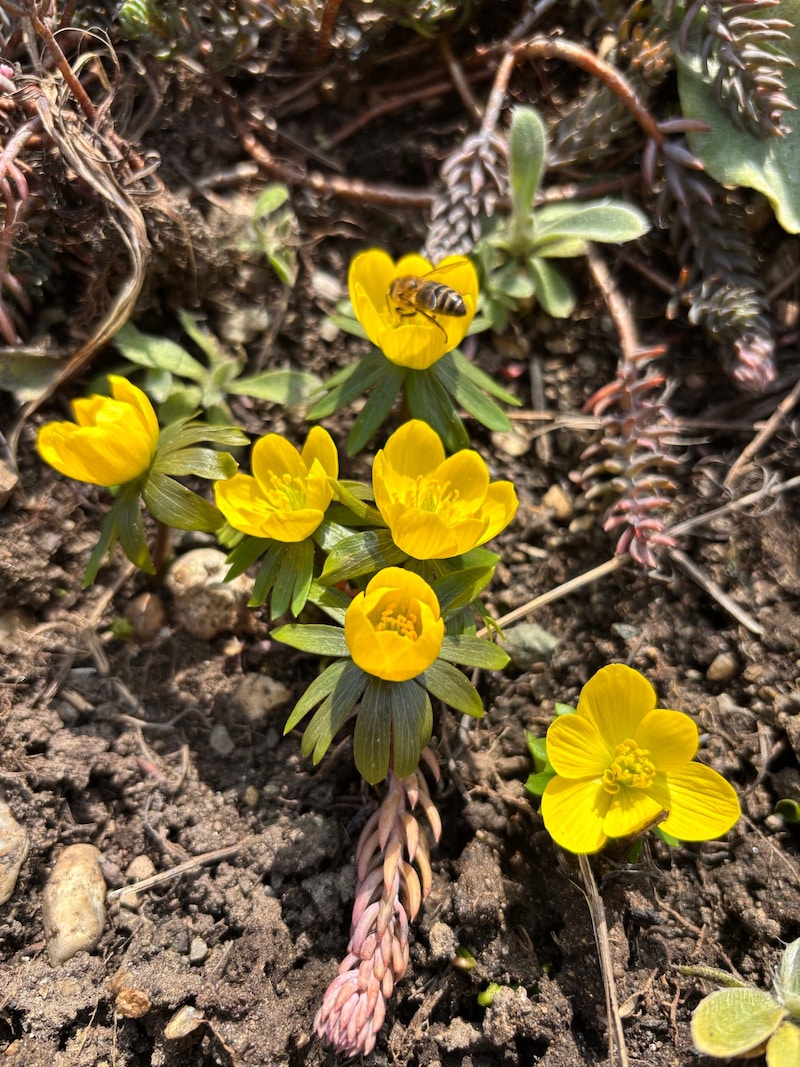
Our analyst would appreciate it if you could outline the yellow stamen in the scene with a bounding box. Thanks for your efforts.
[372,601,420,642]
[601,738,656,795]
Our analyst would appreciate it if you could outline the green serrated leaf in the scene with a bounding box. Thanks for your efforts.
[308,351,386,419]
[390,681,432,779]
[420,660,483,718]
[354,678,392,784]
[438,634,510,670]
[320,528,407,585]
[271,622,349,658]
[347,361,406,455]
[142,472,222,532]
[432,565,495,616]
[303,661,368,763]
[284,658,350,733]
[405,367,469,453]
[152,447,238,480]
[691,988,786,1058]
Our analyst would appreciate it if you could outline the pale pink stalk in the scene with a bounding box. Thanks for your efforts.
[314,749,441,1058]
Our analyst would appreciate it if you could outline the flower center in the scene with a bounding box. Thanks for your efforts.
[264,471,306,510]
[372,600,420,642]
[601,739,656,794]
[405,475,459,519]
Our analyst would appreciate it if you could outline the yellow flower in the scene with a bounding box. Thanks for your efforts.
[214,426,338,542]
[348,249,478,370]
[540,664,741,854]
[344,567,444,682]
[36,376,159,487]
[372,420,518,559]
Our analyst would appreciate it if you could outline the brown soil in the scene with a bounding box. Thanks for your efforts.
[1,4,799,1067]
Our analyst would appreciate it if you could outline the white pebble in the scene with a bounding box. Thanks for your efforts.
[42,844,107,965]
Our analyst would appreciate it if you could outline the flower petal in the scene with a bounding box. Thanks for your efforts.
[545,714,613,778]
[659,762,740,841]
[480,481,519,540]
[390,509,480,559]
[348,249,396,316]
[635,708,698,770]
[251,434,306,484]
[541,776,611,853]
[577,663,656,744]
[301,426,338,479]
[379,322,445,370]
[436,451,490,504]
[382,420,445,477]
[108,375,160,444]
[601,785,669,841]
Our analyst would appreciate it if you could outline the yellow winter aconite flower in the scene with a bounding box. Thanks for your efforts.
[344,567,444,683]
[373,420,518,559]
[541,664,741,854]
[36,376,159,487]
[348,249,478,369]
[214,426,338,542]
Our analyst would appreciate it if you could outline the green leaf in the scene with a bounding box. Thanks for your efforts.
[117,483,154,573]
[438,634,510,670]
[177,309,230,369]
[405,367,470,453]
[271,622,349,658]
[354,678,392,784]
[525,770,553,796]
[444,350,520,405]
[267,539,314,619]
[284,658,350,732]
[528,258,576,318]
[157,419,249,453]
[675,31,800,233]
[142,472,222,532]
[432,565,496,616]
[692,988,786,1058]
[431,357,512,433]
[253,183,290,216]
[775,798,800,824]
[249,546,283,607]
[152,447,238,480]
[320,528,407,585]
[306,580,352,624]
[534,201,650,247]
[509,106,546,224]
[224,536,271,580]
[767,1020,800,1067]
[775,938,800,1016]
[307,350,386,419]
[390,681,432,779]
[113,322,206,381]
[302,662,368,763]
[82,502,122,587]
[231,369,322,405]
[328,480,383,525]
[420,660,483,718]
[347,360,406,455]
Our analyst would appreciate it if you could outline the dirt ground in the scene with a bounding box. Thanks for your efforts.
[1,3,800,1066]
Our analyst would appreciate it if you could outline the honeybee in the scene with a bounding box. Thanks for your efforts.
[388,265,467,336]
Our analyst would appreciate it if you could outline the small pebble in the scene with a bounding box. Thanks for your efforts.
[501,623,559,670]
[0,797,30,905]
[115,987,152,1018]
[42,844,107,965]
[491,429,530,458]
[234,674,291,722]
[706,652,739,682]
[119,854,157,910]
[124,593,167,643]
[164,1004,205,1040]
[542,484,574,522]
[209,722,236,757]
[189,936,209,964]
[165,548,252,641]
